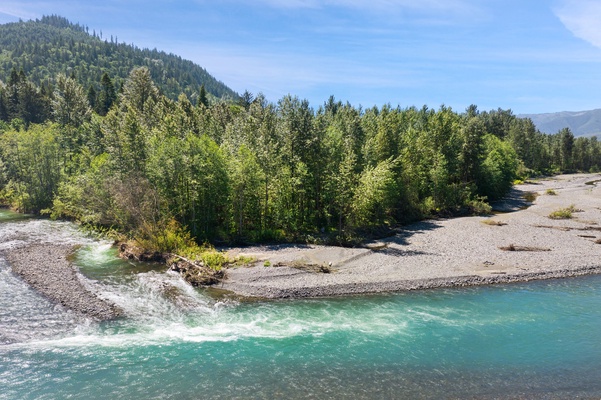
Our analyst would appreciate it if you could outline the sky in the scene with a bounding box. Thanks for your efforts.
[1,0,601,114]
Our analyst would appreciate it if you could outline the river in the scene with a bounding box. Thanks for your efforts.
[1,209,601,399]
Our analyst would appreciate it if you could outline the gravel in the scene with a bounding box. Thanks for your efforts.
[221,173,601,298]
[3,244,123,320]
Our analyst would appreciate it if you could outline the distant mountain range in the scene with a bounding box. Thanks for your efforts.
[519,109,601,138]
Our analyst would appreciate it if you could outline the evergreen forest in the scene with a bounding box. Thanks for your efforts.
[0,15,237,109]
[1,17,600,251]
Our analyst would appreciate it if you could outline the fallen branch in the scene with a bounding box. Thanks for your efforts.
[499,244,551,252]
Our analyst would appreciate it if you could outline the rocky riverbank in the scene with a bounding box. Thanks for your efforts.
[3,244,123,320]
[220,173,601,298]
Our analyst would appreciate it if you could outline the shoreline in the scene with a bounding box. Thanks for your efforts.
[220,173,601,298]
[2,173,601,308]
[220,265,601,299]
[3,244,123,320]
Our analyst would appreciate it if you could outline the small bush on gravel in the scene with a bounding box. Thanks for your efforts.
[467,197,492,215]
[549,209,572,219]
[549,204,583,219]
[546,189,557,195]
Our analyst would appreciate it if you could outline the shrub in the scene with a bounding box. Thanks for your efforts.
[467,197,492,215]
[546,189,557,195]
[135,218,197,253]
[549,208,573,219]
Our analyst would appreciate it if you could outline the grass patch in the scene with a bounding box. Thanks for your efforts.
[548,204,581,220]
[549,208,572,219]
[481,219,507,226]
[545,189,557,195]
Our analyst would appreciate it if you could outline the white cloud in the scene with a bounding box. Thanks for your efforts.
[168,41,423,103]
[227,0,477,15]
[0,2,39,20]
[554,0,601,49]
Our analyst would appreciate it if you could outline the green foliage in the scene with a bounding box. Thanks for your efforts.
[51,153,114,224]
[227,144,265,238]
[0,123,63,212]
[467,196,493,215]
[51,73,91,127]
[351,158,398,227]
[479,134,519,200]
[135,218,254,270]
[548,207,573,219]
[197,249,229,270]
[248,229,287,243]
[136,218,196,253]
[96,73,117,116]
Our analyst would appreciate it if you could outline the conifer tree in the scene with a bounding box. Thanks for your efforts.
[96,72,116,116]
[198,84,209,108]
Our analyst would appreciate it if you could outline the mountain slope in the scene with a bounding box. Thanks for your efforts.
[0,15,238,102]
[520,109,601,137]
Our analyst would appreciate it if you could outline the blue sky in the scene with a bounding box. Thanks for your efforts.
[1,1,601,114]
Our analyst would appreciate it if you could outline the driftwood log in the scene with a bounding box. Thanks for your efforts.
[118,242,224,286]
[167,254,225,286]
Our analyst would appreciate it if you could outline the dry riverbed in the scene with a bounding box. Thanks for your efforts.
[220,173,601,298]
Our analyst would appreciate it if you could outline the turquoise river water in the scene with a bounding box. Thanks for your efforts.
[1,209,601,399]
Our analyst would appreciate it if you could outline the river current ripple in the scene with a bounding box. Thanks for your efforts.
[1,210,601,399]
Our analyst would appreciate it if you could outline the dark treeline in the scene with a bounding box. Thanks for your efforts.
[0,16,237,106]
[1,67,600,248]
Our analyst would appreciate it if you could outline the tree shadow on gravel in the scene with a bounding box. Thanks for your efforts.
[254,243,313,251]
[376,247,431,257]
[491,187,533,213]
[388,220,442,246]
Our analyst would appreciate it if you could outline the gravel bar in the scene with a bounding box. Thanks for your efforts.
[3,244,123,320]
[221,173,601,298]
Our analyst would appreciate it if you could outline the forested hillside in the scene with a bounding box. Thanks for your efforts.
[0,15,237,104]
[1,64,600,249]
